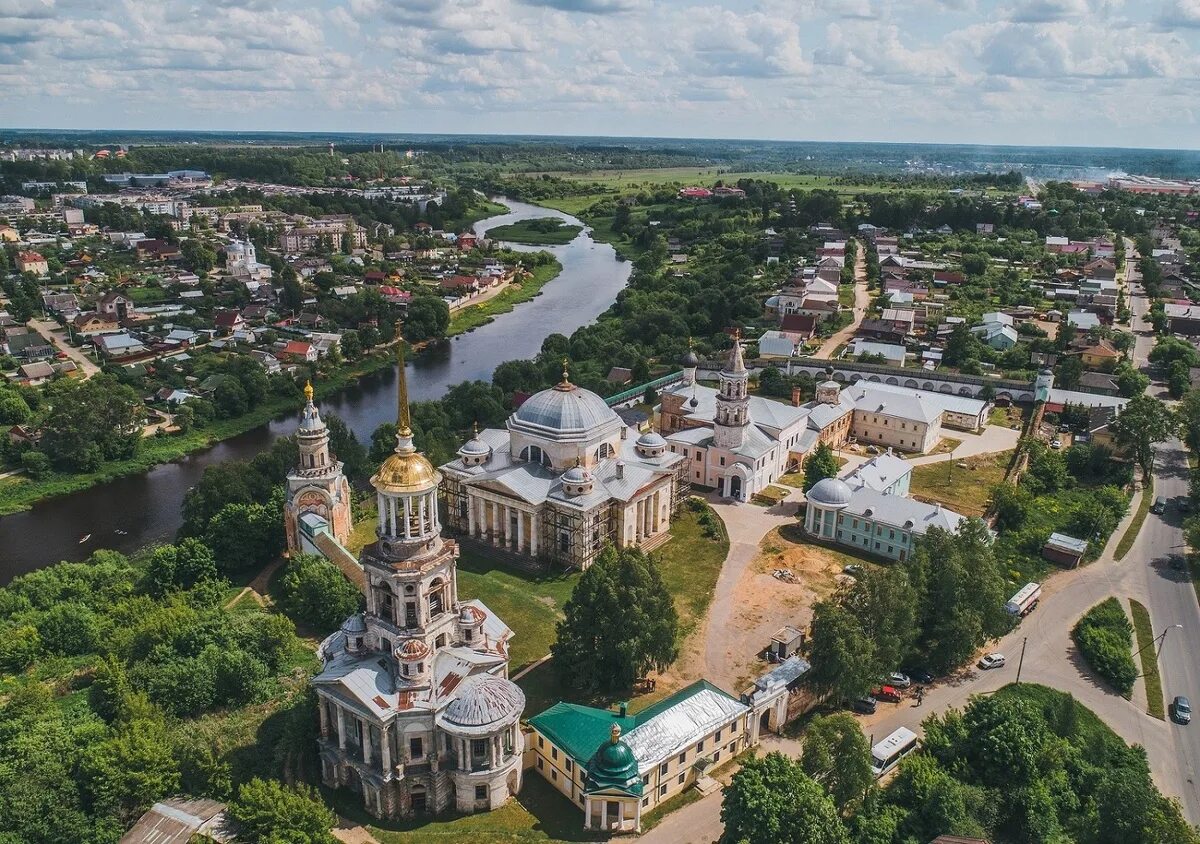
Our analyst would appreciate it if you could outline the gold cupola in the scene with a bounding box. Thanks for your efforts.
[371,333,440,495]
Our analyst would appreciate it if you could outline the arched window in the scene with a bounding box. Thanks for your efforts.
[520,445,548,465]
[596,442,613,460]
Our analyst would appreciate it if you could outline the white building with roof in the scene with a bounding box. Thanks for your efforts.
[804,474,968,562]
[439,364,686,569]
[659,337,853,501]
[314,345,524,820]
[840,381,989,452]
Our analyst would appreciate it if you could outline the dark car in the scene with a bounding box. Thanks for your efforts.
[902,667,935,685]
[851,696,877,714]
[1173,696,1192,725]
[874,685,904,703]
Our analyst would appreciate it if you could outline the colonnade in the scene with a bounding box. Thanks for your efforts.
[378,489,438,540]
[466,493,540,556]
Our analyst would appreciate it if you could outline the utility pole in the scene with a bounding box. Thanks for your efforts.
[1015,637,1028,684]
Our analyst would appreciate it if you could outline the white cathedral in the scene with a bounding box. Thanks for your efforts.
[438,363,688,570]
[312,345,525,820]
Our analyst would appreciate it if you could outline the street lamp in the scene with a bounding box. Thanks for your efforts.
[1157,623,1184,659]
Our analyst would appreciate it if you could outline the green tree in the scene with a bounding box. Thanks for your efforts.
[800,713,874,811]
[180,239,217,274]
[1110,393,1175,481]
[551,546,678,694]
[403,296,450,342]
[340,329,363,360]
[277,554,361,633]
[807,600,879,703]
[803,442,840,492]
[80,720,181,826]
[720,752,849,844]
[229,778,338,844]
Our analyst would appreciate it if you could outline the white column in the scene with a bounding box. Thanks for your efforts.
[505,506,515,549]
[381,724,392,772]
[378,493,386,533]
[467,493,476,535]
[362,722,372,764]
[531,512,539,557]
[419,494,427,536]
[601,800,608,831]
[319,699,330,738]
[491,501,500,545]
[403,498,412,539]
[337,707,347,750]
[389,497,398,537]
[517,510,525,553]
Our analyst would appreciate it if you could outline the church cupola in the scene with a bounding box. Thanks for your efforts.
[285,379,353,553]
[371,335,442,556]
[457,422,492,466]
[679,339,699,387]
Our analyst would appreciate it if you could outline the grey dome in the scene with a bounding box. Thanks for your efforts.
[298,402,324,433]
[680,348,699,367]
[807,477,853,508]
[563,465,591,483]
[512,384,620,439]
[459,437,490,457]
[637,431,667,449]
[340,613,367,634]
[439,674,525,735]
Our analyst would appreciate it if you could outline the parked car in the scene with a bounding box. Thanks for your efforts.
[1173,696,1192,725]
[843,564,865,578]
[1050,438,1063,449]
[851,696,877,714]
[887,672,912,688]
[902,667,935,685]
[874,685,903,703]
[866,445,880,455]
[1151,496,1168,515]
[978,653,1006,670]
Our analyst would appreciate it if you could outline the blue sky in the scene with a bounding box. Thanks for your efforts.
[2,0,1200,148]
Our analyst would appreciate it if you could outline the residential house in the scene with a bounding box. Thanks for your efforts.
[15,361,55,384]
[1067,310,1101,331]
[778,313,818,340]
[1164,303,1200,335]
[94,332,146,359]
[849,339,907,367]
[5,330,53,360]
[1083,258,1117,281]
[250,349,282,374]
[858,318,909,345]
[757,330,807,358]
[17,251,49,275]
[97,290,136,322]
[134,239,182,262]
[1080,339,1121,371]
[279,340,318,363]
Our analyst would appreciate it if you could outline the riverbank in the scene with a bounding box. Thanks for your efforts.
[482,217,582,245]
[0,349,400,516]
[447,259,562,337]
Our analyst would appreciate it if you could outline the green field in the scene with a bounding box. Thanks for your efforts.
[1116,477,1153,561]
[910,450,1012,517]
[484,218,582,245]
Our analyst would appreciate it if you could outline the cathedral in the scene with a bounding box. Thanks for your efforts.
[284,381,354,555]
[438,363,689,570]
[311,343,524,820]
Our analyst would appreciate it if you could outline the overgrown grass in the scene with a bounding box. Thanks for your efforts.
[909,450,1011,517]
[448,259,563,337]
[1115,476,1153,561]
[484,218,582,245]
[654,501,730,640]
[0,350,400,515]
[1129,599,1165,719]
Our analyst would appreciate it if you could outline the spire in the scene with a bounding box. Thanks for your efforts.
[726,328,746,375]
[394,324,414,455]
[303,379,314,404]
[610,723,621,743]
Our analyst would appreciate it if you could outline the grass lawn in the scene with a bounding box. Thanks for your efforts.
[1115,477,1153,561]
[336,772,603,843]
[448,260,563,337]
[653,501,730,640]
[909,450,1011,517]
[838,283,856,307]
[988,405,1029,429]
[751,484,791,506]
[484,218,582,245]
[1130,598,1165,719]
[927,436,963,456]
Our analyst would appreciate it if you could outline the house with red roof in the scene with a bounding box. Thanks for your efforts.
[279,340,317,362]
[17,251,49,276]
[678,187,712,199]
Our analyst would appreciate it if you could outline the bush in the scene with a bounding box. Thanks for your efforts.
[276,554,361,633]
[1072,598,1137,696]
[230,778,338,844]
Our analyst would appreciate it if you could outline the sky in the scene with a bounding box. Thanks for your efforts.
[2,0,1200,149]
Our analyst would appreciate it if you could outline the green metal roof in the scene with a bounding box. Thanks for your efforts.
[527,680,738,766]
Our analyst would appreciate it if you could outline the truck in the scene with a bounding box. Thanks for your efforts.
[1005,582,1042,617]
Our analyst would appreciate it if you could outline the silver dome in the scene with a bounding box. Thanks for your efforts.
[636,431,667,448]
[459,437,491,456]
[563,465,591,483]
[680,349,699,367]
[438,674,525,735]
[340,613,367,634]
[298,401,324,433]
[806,477,853,507]
[511,384,620,440]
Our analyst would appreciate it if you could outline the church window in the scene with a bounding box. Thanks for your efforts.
[552,748,558,760]
[476,785,489,800]
[410,737,423,758]
[642,774,650,786]
[436,634,446,648]
[659,784,668,797]
[719,457,725,466]
[566,759,573,772]
[559,532,570,552]
[695,450,702,460]
[402,664,409,676]
[537,758,544,770]
[405,603,417,627]
[551,770,557,782]
[597,443,613,460]
[678,752,686,764]
[697,740,704,752]
[713,751,721,763]
[538,737,544,748]
[678,773,686,785]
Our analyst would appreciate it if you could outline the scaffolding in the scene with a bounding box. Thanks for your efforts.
[539,501,615,571]
[438,475,471,535]
[671,460,691,514]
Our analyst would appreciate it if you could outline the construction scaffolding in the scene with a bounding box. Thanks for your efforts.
[671,461,692,514]
[438,476,470,535]
[538,502,616,571]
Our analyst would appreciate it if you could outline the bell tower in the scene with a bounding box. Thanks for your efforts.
[285,381,353,552]
[713,331,751,450]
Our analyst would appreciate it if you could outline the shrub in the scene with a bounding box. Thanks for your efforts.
[276,554,361,633]
[1072,598,1137,696]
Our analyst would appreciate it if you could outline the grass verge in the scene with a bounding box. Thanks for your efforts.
[1115,476,1153,561]
[448,259,563,336]
[1129,598,1165,719]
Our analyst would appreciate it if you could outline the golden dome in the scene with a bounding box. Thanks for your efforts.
[372,446,440,494]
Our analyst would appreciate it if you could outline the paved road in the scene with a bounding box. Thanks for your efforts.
[813,238,869,359]
[27,317,100,378]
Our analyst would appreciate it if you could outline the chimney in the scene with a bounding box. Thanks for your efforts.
[620,426,628,440]
[791,385,802,407]
[618,701,628,718]
[616,461,625,479]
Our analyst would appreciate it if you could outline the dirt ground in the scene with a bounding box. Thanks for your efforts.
[721,523,859,690]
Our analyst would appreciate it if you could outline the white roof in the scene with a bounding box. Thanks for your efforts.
[842,487,967,533]
[844,381,989,419]
[1067,310,1101,329]
[849,340,907,363]
[624,685,748,774]
[1165,303,1200,319]
[844,452,911,493]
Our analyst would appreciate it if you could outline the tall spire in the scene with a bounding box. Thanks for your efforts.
[304,379,314,405]
[395,323,415,454]
[555,357,574,392]
[726,328,746,375]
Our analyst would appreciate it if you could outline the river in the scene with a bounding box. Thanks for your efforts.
[0,199,629,582]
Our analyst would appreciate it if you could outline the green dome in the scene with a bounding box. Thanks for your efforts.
[585,724,642,795]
